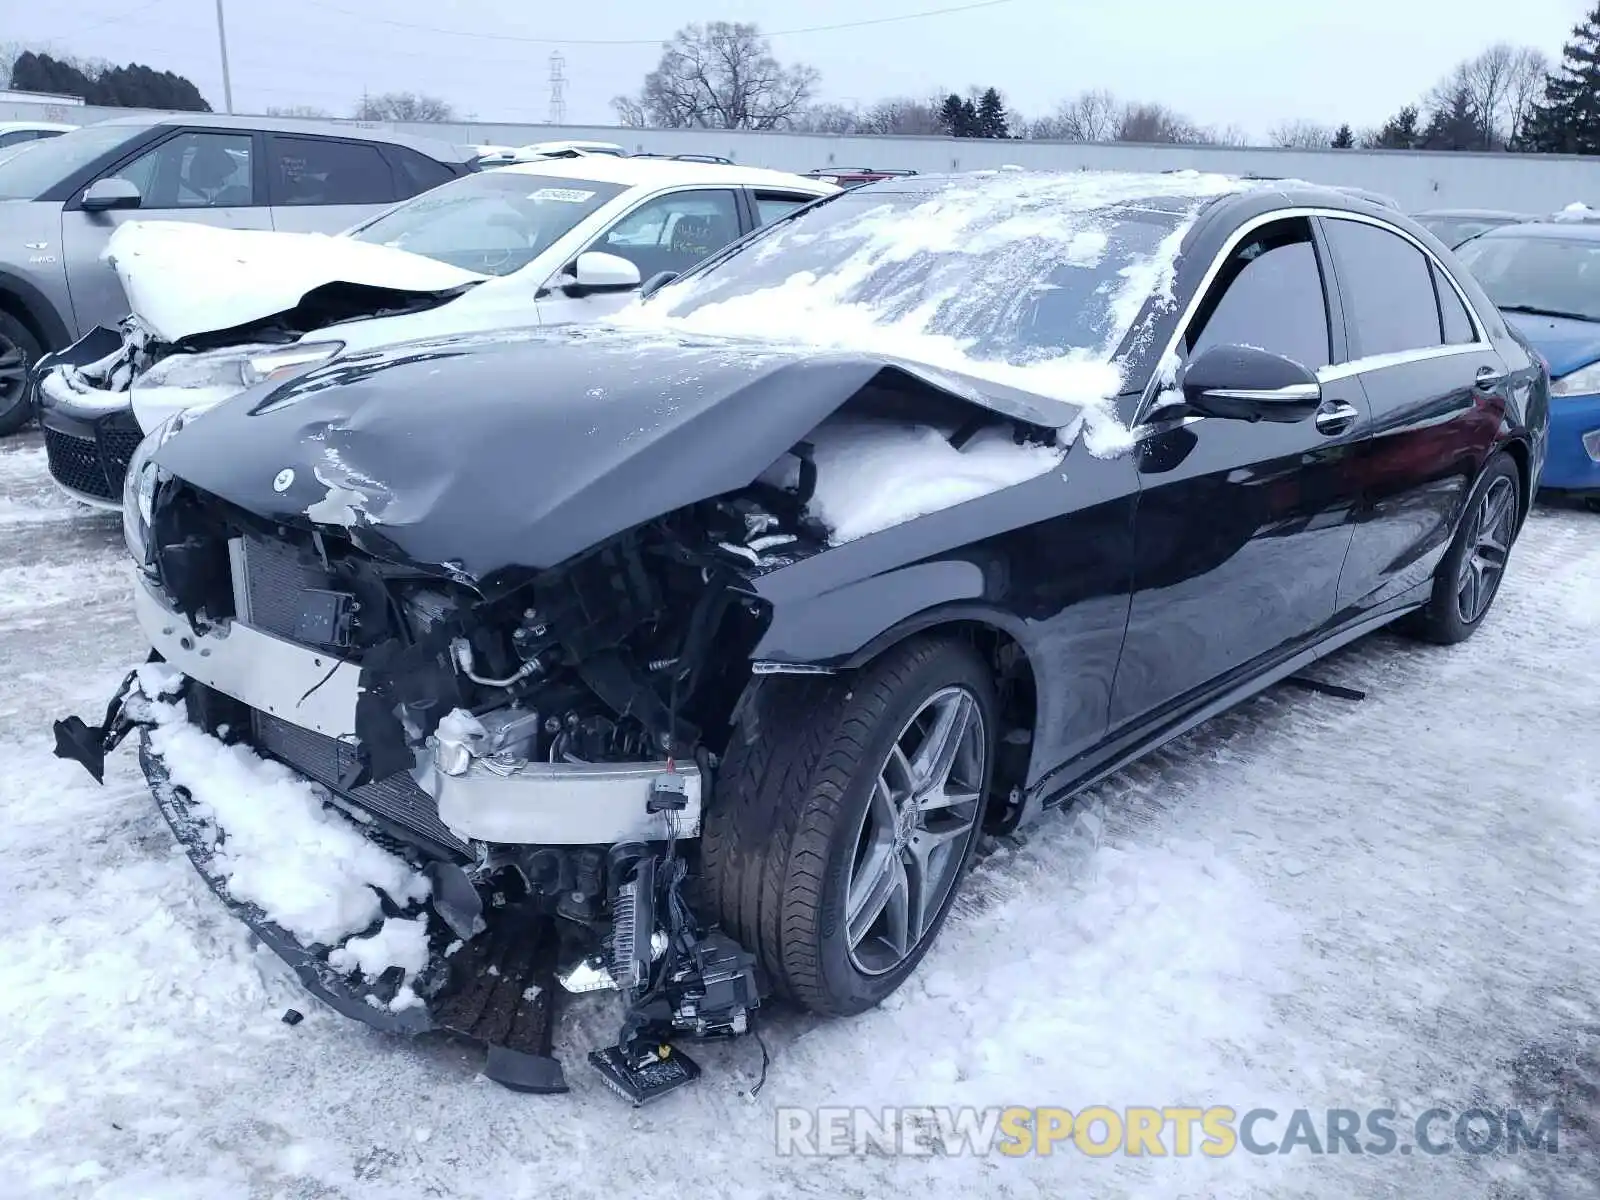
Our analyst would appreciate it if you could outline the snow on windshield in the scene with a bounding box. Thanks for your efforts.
[623,169,1247,432]
[616,169,1247,544]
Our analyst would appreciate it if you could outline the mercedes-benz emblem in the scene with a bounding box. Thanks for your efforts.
[272,468,295,493]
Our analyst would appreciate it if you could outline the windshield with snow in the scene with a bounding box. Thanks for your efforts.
[0,122,149,200]
[1455,233,1600,324]
[646,171,1236,400]
[348,172,626,276]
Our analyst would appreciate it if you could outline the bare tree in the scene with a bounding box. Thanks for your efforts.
[1204,123,1252,147]
[352,92,455,122]
[1117,102,1205,144]
[796,102,862,134]
[1506,45,1551,146]
[612,22,818,130]
[1028,88,1120,141]
[858,95,945,136]
[1267,119,1337,148]
[612,95,647,128]
[266,104,332,118]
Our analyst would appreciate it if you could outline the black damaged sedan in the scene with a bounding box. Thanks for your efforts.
[57,170,1548,1102]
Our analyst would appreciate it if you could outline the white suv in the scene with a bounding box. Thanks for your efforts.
[36,155,836,507]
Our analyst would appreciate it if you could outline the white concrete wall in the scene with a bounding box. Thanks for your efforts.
[5,98,1600,213]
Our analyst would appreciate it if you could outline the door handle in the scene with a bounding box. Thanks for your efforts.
[1314,399,1358,436]
[1475,364,1508,390]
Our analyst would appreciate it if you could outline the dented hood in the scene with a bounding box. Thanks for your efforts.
[153,324,1075,583]
[106,220,487,343]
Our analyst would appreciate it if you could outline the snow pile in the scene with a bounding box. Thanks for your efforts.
[787,417,1065,544]
[134,666,431,987]
[622,168,1247,445]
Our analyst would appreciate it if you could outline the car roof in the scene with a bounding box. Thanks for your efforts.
[485,153,838,192]
[1472,221,1600,241]
[90,112,477,163]
[0,121,78,133]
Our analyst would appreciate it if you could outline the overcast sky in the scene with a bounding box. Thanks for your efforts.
[7,0,1589,137]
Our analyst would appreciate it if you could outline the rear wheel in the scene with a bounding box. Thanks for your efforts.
[701,636,995,1016]
[1403,452,1520,645]
[0,312,42,437]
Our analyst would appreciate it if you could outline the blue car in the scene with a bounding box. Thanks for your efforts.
[1456,223,1600,507]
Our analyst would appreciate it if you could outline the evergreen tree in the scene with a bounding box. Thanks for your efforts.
[7,49,208,110]
[1372,104,1422,149]
[976,87,1009,138]
[1331,123,1355,148]
[1420,85,1486,150]
[938,92,982,137]
[1520,4,1600,153]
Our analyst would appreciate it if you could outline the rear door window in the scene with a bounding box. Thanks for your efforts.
[269,135,397,206]
[1324,218,1445,359]
[1433,263,1478,345]
[752,191,816,227]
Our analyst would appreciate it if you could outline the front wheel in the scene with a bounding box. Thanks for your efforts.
[0,312,41,437]
[700,636,996,1016]
[1403,452,1521,645]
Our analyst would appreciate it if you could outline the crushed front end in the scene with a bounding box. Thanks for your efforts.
[58,462,823,1101]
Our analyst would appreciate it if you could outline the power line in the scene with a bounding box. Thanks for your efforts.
[306,0,1023,47]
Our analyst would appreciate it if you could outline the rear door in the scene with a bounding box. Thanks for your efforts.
[59,128,272,332]
[266,133,402,233]
[1109,215,1370,727]
[1316,215,1511,615]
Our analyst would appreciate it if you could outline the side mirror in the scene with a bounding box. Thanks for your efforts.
[1179,344,1321,422]
[560,251,641,298]
[639,270,679,300]
[81,177,142,212]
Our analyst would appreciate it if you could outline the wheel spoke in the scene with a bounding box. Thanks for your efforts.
[919,784,982,813]
[879,856,912,959]
[847,840,900,948]
[911,692,974,792]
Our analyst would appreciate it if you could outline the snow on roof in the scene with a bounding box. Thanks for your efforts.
[489,153,837,194]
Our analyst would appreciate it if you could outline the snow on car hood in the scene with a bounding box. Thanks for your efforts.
[105,220,488,343]
[152,323,1077,584]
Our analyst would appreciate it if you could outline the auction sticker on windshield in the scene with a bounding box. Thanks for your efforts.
[529,188,597,202]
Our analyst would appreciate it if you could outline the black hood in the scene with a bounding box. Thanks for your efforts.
[153,324,1075,582]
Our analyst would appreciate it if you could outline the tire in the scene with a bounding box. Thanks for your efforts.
[701,636,996,1017]
[1403,452,1521,645]
[0,311,42,438]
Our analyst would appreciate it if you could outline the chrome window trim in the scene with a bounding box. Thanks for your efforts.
[1134,206,1489,426]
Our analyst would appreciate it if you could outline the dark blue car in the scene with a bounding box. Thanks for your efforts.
[1457,223,1600,506]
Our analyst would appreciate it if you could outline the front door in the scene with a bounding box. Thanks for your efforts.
[60,129,273,333]
[1109,215,1370,727]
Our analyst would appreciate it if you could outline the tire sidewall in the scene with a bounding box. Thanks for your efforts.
[810,643,997,1013]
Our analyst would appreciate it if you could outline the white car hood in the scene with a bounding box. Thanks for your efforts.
[105,220,488,343]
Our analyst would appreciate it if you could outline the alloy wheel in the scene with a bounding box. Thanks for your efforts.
[0,335,26,407]
[1456,475,1516,624]
[844,685,986,976]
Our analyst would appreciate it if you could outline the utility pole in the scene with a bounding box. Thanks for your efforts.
[548,51,566,125]
[214,0,234,114]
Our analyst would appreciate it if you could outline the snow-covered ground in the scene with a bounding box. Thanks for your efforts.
[2,431,1597,1200]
